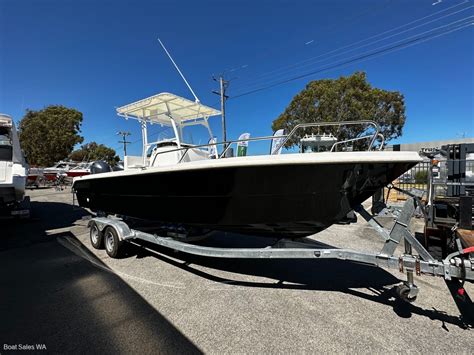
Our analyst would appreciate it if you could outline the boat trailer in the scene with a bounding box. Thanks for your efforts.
[86,194,473,318]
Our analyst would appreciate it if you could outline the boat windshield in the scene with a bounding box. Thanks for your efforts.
[70,164,85,170]
[55,163,69,169]
[0,127,12,146]
[146,123,212,156]
[0,127,13,161]
[181,124,214,146]
[300,134,338,153]
[302,144,333,153]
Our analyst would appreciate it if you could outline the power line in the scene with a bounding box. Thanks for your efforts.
[214,0,395,82]
[231,0,470,91]
[230,19,473,100]
[233,5,473,94]
[231,14,472,96]
[231,0,471,92]
[231,19,473,99]
[313,0,394,34]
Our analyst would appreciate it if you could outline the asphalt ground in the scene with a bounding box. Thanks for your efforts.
[1,187,472,353]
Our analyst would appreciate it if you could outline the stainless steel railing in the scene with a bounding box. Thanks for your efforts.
[149,120,383,165]
[150,135,287,166]
[273,120,380,154]
[330,133,385,152]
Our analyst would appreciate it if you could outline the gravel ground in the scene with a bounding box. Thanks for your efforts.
[1,187,472,353]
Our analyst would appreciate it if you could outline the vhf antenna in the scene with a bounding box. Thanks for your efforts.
[158,38,200,103]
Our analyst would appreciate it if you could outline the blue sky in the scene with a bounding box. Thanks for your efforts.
[1,0,473,158]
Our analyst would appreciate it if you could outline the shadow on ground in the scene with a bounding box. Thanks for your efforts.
[0,201,90,252]
[0,201,201,353]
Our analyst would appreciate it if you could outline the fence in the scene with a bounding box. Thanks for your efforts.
[388,159,474,201]
[387,161,430,201]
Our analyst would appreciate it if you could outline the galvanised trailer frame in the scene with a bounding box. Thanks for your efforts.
[86,195,473,315]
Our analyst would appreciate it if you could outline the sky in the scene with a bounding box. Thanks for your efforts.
[1,0,473,158]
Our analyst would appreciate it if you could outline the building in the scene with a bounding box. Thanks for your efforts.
[386,138,474,153]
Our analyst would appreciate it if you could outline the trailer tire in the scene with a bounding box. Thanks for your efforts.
[89,221,104,249]
[104,226,124,258]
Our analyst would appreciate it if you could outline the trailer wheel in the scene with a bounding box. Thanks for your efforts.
[89,221,104,249]
[104,226,124,258]
[396,284,417,303]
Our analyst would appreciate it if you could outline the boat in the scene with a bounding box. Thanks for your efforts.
[61,162,92,184]
[0,113,28,210]
[26,167,44,188]
[66,162,92,178]
[43,161,77,182]
[72,93,421,237]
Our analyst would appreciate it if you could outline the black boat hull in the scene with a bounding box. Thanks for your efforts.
[73,159,417,237]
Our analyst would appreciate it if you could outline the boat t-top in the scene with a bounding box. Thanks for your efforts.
[72,92,421,237]
[116,92,221,169]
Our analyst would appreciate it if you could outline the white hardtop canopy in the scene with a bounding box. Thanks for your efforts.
[0,113,13,126]
[116,93,221,165]
[116,92,220,126]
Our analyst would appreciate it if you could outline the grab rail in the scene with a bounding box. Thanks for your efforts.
[273,120,380,154]
[149,120,382,166]
[330,133,384,152]
[150,135,288,166]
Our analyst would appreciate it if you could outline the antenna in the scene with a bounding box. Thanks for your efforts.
[158,38,200,103]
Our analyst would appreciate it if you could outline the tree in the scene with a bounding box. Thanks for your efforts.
[70,142,120,166]
[272,72,406,149]
[18,105,83,166]
[415,170,428,184]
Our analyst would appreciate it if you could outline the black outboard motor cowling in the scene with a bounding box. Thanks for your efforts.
[90,161,112,174]
[113,161,124,171]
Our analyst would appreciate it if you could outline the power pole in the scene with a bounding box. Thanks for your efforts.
[212,75,229,149]
[117,131,131,157]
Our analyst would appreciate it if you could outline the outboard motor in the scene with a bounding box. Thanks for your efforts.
[113,161,124,171]
[90,161,112,174]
